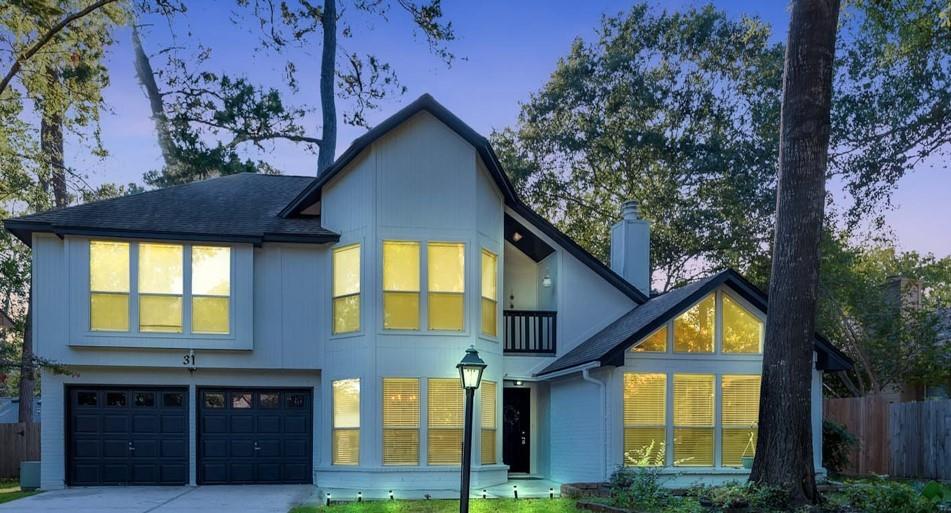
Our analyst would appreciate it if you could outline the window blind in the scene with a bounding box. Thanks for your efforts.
[383,378,419,465]
[332,244,361,334]
[191,246,230,334]
[632,326,667,353]
[428,378,463,465]
[428,243,465,331]
[722,295,763,353]
[673,374,714,466]
[721,375,761,466]
[623,373,666,466]
[90,241,130,331]
[481,250,498,337]
[673,294,715,352]
[481,381,496,464]
[383,241,420,330]
[138,243,184,333]
[333,379,360,465]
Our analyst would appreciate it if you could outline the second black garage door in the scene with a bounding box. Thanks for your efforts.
[197,388,313,484]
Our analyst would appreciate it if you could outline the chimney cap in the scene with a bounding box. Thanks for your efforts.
[621,200,640,221]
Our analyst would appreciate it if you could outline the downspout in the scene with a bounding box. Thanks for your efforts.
[582,368,608,482]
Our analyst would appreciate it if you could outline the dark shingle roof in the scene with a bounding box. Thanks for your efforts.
[537,269,853,376]
[4,173,339,246]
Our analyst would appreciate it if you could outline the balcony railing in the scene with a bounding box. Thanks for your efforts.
[503,310,556,354]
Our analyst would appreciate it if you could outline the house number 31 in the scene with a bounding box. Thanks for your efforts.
[183,351,197,367]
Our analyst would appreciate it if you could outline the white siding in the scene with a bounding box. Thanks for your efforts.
[549,375,605,483]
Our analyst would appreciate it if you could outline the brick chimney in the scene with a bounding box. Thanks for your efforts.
[610,200,650,296]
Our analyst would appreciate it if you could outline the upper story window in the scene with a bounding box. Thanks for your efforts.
[382,240,466,332]
[428,243,464,331]
[629,291,763,355]
[383,241,421,330]
[88,240,231,335]
[332,244,361,334]
[90,241,130,331]
[481,250,498,337]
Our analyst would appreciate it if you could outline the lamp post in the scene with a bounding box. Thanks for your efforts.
[457,346,486,513]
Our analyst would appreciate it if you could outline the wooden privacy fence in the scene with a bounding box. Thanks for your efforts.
[824,394,892,475]
[0,422,40,479]
[889,400,951,480]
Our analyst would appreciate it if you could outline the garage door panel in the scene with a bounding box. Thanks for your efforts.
[67,386,188,486]
[197,388,312,484]
[162,439,187,458]
[285,439,308,457]
[202,415,228,434]
[284,416,307,433]
[162,415,186,433]
[103,415,129,433]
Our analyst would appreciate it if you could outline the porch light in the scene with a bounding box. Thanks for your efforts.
[457,346,487,389]
[513,232,523,242]
[542,274,552,288]
[457,346,487,513]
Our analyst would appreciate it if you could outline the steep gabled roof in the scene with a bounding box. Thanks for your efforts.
[281,93,649,304]
[4,174,340,246]
[537,269,853,376]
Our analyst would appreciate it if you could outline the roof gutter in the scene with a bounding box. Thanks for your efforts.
[534,361,601,381]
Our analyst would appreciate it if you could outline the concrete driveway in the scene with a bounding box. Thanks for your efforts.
[0,485,313,513]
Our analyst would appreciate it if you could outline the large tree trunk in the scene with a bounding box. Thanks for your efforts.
[17,288,34,424]
[41,66,67,209]
[132,24,179,173]
[317,0,337,174]
[749,0,840,505]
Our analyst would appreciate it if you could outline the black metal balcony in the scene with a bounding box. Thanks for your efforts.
[503,310,556,354]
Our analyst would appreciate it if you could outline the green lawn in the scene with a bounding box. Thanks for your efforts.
[0,480,39,505]
[290,498,583,513]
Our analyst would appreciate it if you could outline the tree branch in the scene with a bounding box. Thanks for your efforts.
[0,0,119,96]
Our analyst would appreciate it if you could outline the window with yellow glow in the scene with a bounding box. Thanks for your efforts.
[632,326,667,352]
[139,243,183,333]
[673,294,715,353]
[332,244,361,334]
[191,246,230,334]
[428,243,465,331]
[382,378,419,465]
[721,375,760,466]
[333,379,360,465]
[90,241,130,331]
[481,250,498,337]
[722,295,763,353]
[623,373,666,466]
[481,381,497,464]
[428,378,463,465]
[383,241,420,330]
[673,374,714,466]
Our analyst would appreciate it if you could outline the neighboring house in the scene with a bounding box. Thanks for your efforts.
[0,397,41,423]
[3,95,851,491]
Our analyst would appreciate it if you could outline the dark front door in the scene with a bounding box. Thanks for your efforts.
[503,387,531,473]
[197,388,312,484]
[67,386,189,485]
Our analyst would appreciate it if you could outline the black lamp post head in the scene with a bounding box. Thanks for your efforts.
[457,345,487,389]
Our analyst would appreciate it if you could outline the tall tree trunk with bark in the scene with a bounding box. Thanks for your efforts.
[317,0,337,174]
[17,288,34,424]
[749,0,840,505]
[132,24,179,173]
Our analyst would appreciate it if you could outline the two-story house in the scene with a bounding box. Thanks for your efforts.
[4,95,851,491]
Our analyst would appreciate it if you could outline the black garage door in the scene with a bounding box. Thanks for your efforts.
[197,388,312,484]
[67,386,189,485]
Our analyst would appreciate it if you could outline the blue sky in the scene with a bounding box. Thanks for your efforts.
[76,0,949,256]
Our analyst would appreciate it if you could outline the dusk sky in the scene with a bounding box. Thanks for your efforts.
[73,0,949,256]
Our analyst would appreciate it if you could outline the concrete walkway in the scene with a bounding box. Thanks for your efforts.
[0,485,313,513]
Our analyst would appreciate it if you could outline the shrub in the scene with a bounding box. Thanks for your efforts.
[843,478,940,513]
[823,419,858,474]
[608,466,669,512]
[692,482,790,513]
